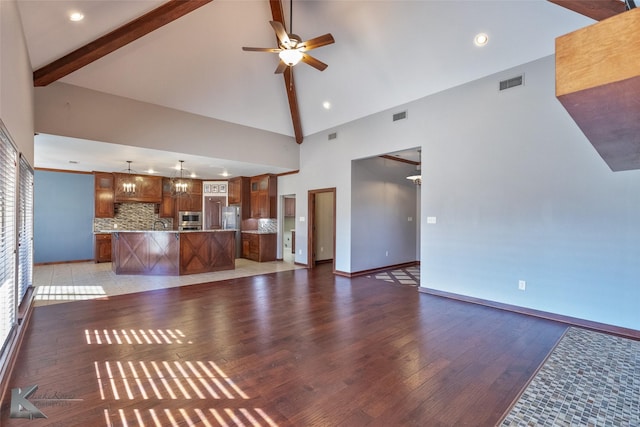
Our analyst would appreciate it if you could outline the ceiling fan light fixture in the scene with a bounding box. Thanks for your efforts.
[279,49,303,66]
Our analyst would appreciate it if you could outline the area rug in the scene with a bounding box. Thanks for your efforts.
[366,266,420,287]
[499,327,640,426]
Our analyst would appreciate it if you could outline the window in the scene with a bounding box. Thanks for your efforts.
[0,124,17,348]
[18,154,33,302]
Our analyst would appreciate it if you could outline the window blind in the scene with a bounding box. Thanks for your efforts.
[18,154,33,303]
[0,125,17,348]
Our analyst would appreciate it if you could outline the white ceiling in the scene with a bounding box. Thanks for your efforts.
[17,0,594,177]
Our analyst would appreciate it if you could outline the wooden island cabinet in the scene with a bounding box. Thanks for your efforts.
[112,230,235,275]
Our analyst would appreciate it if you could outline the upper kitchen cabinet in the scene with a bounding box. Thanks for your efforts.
[176,179,203,212]
[250,174,277,219]
[94,172,114,218]
[228,176,251,219]
[160,178,175,218]
[284,197,296,217]
[114,173,162,203]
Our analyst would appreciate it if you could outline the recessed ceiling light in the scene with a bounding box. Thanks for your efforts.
[69,12,84,22]
[322,101,331,110]
[147,169,156,174]
[474,33,488,47]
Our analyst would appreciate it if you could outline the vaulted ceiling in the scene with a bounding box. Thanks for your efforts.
[17,0,596,176]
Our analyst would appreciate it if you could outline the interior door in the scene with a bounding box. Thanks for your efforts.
[204,196,226,229]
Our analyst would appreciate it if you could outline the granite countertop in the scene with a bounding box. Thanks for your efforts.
[241,230,277,234]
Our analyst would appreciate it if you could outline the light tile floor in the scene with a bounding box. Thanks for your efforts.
[33,257,303,306]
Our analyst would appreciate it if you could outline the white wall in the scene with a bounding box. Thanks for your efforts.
[350,156,418,272]
[0,0,34,161]
[279,55,640,331]
[35,82,298,171]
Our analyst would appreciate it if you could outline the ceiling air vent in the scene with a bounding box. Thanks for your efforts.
[328,132,337,140]
[499,75,524,91]
[393,111,408,122]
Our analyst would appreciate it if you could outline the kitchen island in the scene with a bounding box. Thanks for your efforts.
[111,230,235,276]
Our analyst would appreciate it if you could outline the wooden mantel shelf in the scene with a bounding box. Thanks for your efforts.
[555,7,640,172]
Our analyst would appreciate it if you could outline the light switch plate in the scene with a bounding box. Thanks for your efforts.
[427,216,437,224]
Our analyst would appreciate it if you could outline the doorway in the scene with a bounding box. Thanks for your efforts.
[282,194,296,263]
[307,188,336,271]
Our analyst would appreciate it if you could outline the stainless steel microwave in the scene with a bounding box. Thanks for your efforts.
[178,211,202,230]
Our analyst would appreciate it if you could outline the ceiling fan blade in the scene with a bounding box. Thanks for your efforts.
[270,20,291,46]
[242,47,281,52]
[274,60,288,74]
[299,33,335,51]
[301,53,328,71]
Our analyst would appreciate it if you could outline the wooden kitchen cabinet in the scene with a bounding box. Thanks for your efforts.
[94,172,115,218]
[95,233,112,263]
[176,179,203,212]
[284,197,295,217]
[228,176,251,219]
[250,174,277,218]
[241,232,276,262]
[160,178,175,218]
[114,173,163,203]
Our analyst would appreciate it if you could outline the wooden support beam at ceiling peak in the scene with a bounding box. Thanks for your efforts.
[547,0,627,21]
[270,0,304,144]
[33,0,213,87]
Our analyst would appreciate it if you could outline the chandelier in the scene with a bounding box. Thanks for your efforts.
[122,161,137,194]
[171,160,191,196]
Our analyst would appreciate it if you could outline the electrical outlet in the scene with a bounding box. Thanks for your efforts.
[518,280,526,291]
[385,251,389,256]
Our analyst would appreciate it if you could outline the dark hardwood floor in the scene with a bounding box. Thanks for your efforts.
[1,264,567,426]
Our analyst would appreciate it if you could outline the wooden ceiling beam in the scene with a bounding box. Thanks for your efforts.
[33,0,213,87]
[547,0,627,21]
[379,155,420,166]
[270,0,304,144]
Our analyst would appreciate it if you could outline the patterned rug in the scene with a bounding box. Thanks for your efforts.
[500,327,640,426]
[366,266,420,286]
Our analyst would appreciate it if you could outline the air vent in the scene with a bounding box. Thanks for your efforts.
[393,111,408,122]
[328,132,337,140]
[499,75,524,91]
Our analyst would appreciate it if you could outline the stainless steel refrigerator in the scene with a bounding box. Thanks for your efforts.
[222,205,242,258]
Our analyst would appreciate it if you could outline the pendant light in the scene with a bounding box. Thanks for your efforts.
[171,160,190,196]
[122,161,137,194]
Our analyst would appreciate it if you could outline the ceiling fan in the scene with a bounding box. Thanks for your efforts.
[242,1,335,73]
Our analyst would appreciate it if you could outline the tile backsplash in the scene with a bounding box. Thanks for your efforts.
[94,203,172,231]
[258,218,277,233]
